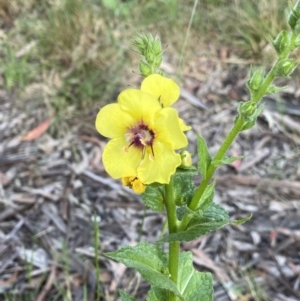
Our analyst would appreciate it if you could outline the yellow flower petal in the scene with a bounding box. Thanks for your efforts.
[179,118,191,131]
[102,137,141,179]
[155,107,188,150]
[118,89,161,123]
[95,103,135,138]
[137,141,181,184]
[141,74,180,107]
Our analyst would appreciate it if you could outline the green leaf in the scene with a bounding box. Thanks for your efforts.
[201,203,229,222]
[147,287,168,301]
[189,203,229,227]
[232,214,252,225]
[161,220,228,242]
[105,243,183,300]
[241,103,264,131]
[172,172,195,206]
[178,252,213,301]
[194,180,215,212]
[197,134,211,179]
[161,211,252,242]
[141,184,164,212]
[119,290,138,301]
[211,156,244,168]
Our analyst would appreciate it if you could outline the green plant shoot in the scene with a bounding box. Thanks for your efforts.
[95,2,300,300]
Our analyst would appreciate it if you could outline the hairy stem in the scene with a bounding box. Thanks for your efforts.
[165,179,179,301]
[179,115,245,231]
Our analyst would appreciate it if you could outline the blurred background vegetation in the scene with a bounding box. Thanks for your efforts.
[0,0,292,124]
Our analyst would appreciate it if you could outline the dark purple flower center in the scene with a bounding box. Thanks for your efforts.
[125,122,155,156]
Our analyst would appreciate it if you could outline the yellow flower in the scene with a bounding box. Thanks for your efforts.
[132,178,146,194]
[122,176,146,194]
[141,74,191,131]
[96,88,188,184]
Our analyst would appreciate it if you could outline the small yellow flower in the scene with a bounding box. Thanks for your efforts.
[122,176,146,194]
[96,88,188,184]
[131,178,146,194]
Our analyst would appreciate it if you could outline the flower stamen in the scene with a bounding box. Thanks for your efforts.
[126,122,155,159]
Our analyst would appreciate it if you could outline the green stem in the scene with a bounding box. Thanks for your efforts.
[165,179,179,301]
[251,61,278,104]
[252,32,297,104]
[179,32,299,232]
[178,115,245,231]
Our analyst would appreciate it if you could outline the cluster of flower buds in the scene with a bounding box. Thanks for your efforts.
[272,1,300,57]
[246,1,300,100]
[288,1,300,32]
[133,34,163,77]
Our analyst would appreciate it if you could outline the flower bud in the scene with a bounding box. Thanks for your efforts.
[247,69,264,92]
[152,39,162,55]
[288,1,300,31]
[122,176,135,187]
[145,48,156,65]
[288,10,298,30]
[180,150,192,167]
[132,36,147,55]
[139,61,152,77]
[238,101,256,118]
[275,59,298,77]
[146,33,154,44]
[132,178,146,194]
[273,31,289,55]
[153,55,163,69]
[122,176,146,194]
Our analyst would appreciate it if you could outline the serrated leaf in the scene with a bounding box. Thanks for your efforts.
[232,214,252,225]
[201,203,229,222]
[211,156,244,168]
[119,290,138,301]
[189,203,229,226]
[161,220,228,242]
[241,103,264,131]
[160,203,252,242]
[173,172,195,206]
[178,252,213,301]
[105,243,183,300]
[194,180,215,212]
[147,287,168,301]
[141,185,164,212]
[197,134,211,179]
